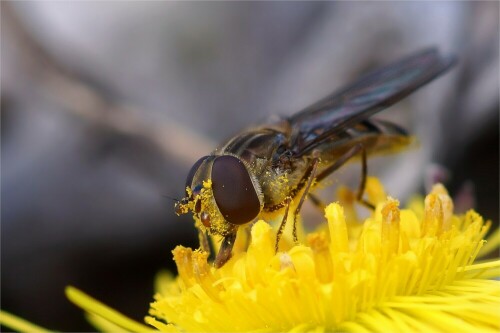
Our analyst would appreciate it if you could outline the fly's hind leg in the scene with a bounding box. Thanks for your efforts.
[315,143,375,210]
[308,193,326,211]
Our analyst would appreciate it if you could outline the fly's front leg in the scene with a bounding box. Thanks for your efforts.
[198,228,210,254]
[315,143,374,210]
[214,231,237,268]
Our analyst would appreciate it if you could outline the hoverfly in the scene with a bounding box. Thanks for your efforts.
[175,48,456,268]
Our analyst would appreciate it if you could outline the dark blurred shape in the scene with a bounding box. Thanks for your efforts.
[1,1,498,331]
[445,110,499,225]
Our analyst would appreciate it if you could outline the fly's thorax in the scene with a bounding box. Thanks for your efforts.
[260,156,309,208]
[260,168,291,207]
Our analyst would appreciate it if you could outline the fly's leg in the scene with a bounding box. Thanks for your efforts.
[275,143,372,252]
[198,228,210,254]
[291,156,320,243]
[275,197,292,253]
[315,143,375,210]
[308,193,326,211]
[276,155,320,252]
[243,225,252,250]
[355,144,375,210]
[214,231,237,268]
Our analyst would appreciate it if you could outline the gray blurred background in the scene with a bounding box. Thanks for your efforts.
[1,1,498,331]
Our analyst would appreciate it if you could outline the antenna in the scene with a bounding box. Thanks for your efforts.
[161,194,180,203]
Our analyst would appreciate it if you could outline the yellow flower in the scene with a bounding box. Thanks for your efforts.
[1,178,499,332]
[145,178,500,332]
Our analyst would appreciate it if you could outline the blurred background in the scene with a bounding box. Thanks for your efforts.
[1,1,498,331]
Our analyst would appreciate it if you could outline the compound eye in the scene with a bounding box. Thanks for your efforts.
[185,156,209,195]
[211,155,261,225]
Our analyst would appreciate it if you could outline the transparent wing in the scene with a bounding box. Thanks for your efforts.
[289,47,456,156]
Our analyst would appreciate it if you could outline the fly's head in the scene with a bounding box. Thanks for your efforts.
[175,155,264,237]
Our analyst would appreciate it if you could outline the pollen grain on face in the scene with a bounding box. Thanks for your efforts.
[147,177,500,333]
